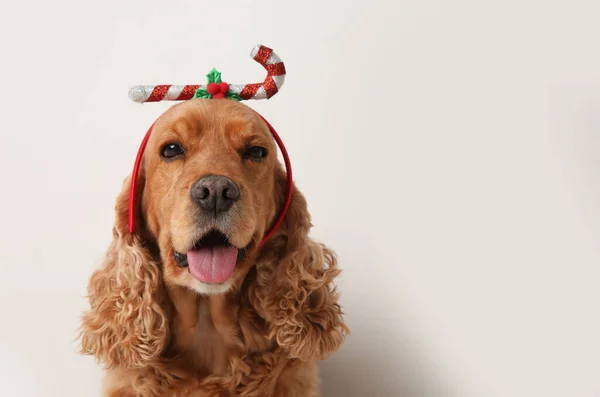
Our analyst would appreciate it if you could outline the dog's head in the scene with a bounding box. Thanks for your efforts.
[139,99,281,294]
[80,99,347,370]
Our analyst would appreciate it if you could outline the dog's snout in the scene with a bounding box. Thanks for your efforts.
[191,175,240,214]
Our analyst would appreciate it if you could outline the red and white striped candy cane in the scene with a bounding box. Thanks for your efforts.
[128,44,286,103]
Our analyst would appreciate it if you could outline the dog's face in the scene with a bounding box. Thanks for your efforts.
[140,99,280,294]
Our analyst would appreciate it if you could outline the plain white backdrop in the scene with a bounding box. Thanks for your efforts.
[1,0,599,396]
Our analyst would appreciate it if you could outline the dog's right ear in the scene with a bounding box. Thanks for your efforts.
[250,170,348,361]
[80,175,170,369]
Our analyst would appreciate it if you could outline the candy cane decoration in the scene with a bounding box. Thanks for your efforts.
[128,45,286,103]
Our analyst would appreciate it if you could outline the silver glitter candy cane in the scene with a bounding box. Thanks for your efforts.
[128,44,286,103]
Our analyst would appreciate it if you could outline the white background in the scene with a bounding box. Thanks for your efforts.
[1,0,599,396]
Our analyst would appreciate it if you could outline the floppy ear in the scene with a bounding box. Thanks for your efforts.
[251,172,349,361]
[80,175,170,369]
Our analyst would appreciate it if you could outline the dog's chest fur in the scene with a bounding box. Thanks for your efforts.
[190,298,230,375]
[169,284,276,378]
[168,285,233,376]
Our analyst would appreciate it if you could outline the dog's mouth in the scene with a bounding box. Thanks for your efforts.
[173,230,246,284]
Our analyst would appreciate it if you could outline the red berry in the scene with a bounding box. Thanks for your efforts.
[212,93,225,99]
[219,82,230,93]
[207,83,220,95]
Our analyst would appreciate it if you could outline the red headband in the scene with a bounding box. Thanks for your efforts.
[127,45,292,247]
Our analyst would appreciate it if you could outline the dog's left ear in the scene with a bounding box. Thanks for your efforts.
[80,175,171,369]
[251,170,349,361]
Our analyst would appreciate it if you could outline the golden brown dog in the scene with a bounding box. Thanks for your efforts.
[80,99,347,396]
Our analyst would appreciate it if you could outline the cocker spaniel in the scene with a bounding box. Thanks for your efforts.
[80,99,348,396]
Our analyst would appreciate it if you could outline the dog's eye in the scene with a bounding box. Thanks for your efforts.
[244,146,268,160]
[160,143,185,160]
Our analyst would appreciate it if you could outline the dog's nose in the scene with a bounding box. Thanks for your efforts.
[191,175,240,214]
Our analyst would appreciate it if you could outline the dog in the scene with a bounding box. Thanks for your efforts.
[80,98,348,396]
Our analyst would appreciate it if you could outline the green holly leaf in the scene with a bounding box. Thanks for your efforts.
[206,68,222,84]
[226,92,242,101]
[193,89,211,99]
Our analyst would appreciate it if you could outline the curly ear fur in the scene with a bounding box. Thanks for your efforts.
[80,177,170,369]
[252,181,349,361]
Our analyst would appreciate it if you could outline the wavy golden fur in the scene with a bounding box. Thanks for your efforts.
[80,99,347,396]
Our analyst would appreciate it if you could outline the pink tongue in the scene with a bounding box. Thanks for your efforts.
[187,246,238,284]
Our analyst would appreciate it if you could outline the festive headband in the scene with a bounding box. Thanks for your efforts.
[128,45,292,247]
